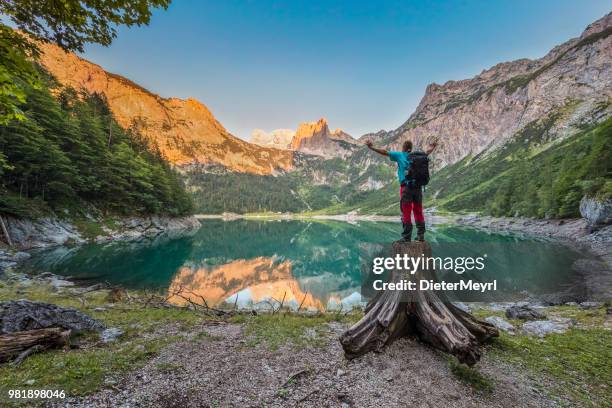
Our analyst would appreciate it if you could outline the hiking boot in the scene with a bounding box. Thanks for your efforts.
[401,223,413,242]
[416,222,426,241]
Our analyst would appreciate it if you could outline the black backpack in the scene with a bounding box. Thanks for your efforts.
[405,151,430,187]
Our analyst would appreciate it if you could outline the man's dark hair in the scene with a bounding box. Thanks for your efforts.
[402,140,413,152]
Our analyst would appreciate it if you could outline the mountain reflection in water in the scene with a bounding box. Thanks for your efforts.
[167,257,329,310]
[21,219,592,310]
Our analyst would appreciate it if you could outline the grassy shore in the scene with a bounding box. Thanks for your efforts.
[0,276,359,406]
[472,307,611,406]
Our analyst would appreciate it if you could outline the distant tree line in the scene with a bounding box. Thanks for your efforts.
[186,172,307,214]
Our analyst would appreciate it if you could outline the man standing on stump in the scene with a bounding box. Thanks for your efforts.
[365,139,438,241]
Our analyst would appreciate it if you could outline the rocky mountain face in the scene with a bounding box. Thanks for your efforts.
[330,128,357,144]
[251,119,360,158]
[251,128,295,149]
[37,43,294,175]
[377,13,611,169]
[290,118,359,158]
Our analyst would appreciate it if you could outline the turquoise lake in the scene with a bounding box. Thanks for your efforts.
[20,219,592,310]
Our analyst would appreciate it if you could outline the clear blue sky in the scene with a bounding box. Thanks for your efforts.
[81,0,610,140]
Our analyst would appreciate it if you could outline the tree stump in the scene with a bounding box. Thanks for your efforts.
[340,241,498,366]
[0,328,70,363]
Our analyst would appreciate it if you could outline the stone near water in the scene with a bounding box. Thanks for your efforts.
[485,316,515,334]
[48,277,75,289]
[100,327,124,343]
[2,213,199,249]
[580,197,612,228]
[505,305,546,320]
[13,252,31,261]
[485,302,514,312]
[579,301,602,309]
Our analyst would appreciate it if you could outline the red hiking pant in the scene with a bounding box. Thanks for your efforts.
[400,183,424,225]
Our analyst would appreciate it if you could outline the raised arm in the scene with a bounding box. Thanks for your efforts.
[365,140,388,157]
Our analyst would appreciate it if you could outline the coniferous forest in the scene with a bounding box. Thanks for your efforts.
[0,72,193,218]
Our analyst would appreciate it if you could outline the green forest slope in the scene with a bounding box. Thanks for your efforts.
[185,151,396,214]
[0,72,193,218]
[427,116,611,218]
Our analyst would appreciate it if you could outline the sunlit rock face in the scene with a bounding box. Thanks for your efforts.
[166,257,325,310]
[37,43,294,175]
[251,120,361,158]
[290,118,359,158]
[370,13,612,169]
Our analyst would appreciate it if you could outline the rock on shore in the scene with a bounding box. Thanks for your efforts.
[0,300,105,334]
[580,196,612,230]
[93,216,201,244]
[455,214,611,259]
[2,215,200,250]
[0,215,200,272]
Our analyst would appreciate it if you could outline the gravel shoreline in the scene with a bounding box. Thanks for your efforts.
[52,321,557,408]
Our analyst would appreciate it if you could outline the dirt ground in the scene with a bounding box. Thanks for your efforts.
[52,321,557,408]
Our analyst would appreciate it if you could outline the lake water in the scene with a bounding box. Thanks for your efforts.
[20,219,594,310]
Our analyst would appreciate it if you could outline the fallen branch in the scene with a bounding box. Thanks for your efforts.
[297,291,308,313]
[11,345,44,366]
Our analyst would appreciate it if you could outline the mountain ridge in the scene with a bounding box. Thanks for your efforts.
[360,13,611,172]
[37,42,295,175]
[252,118,360,157]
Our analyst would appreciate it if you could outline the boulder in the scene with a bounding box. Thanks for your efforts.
[13,252,31,262]
[580,196,612,228]
[522,319,572,337]
[100,327,124,343]
[4,216,84,248]
[484,316,515,334]
[0,250,31,272]
[579,301,602,309]
[505,305,546,320]
[0,300,105,334]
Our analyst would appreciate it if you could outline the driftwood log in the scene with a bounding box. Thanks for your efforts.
[0,328,70,364]
[340,241,498,366]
